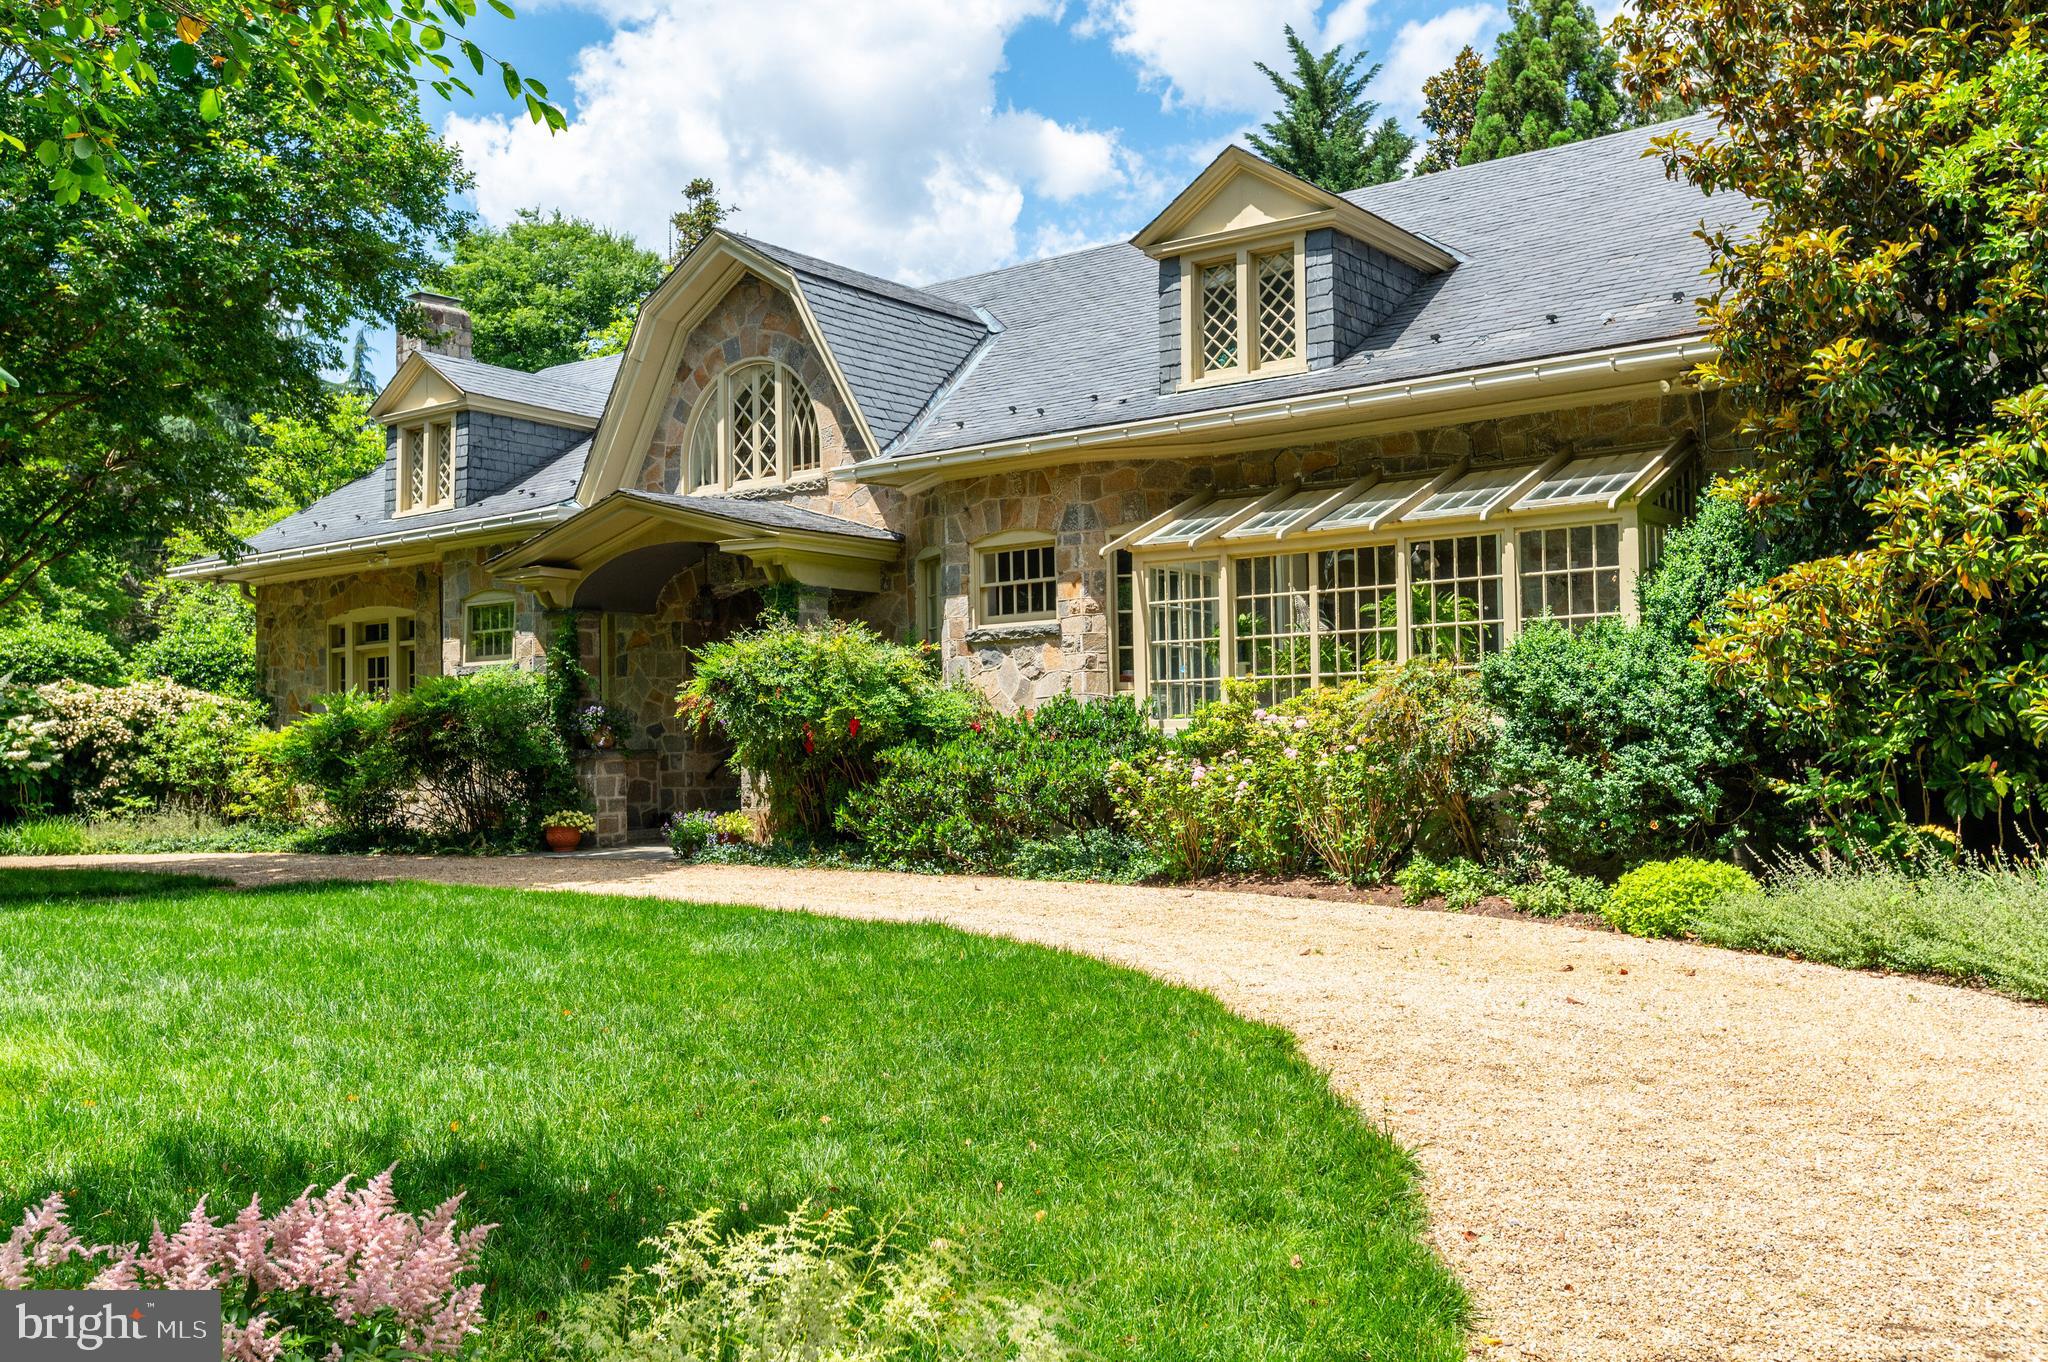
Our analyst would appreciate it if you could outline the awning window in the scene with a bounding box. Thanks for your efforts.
[1314,477,1432,533]
[1225,487,1330,539]
[1406,465,1524,520]
[1138,494,1263,547]
[1513,449,1659,509]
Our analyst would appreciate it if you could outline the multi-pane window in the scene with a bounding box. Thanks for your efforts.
[916,555,944,644]
[1254,249,1296,364]
[978,542,1057,623]
[1148,561,1221,719]
[327,614,416,697]
[397,422,453,514]
[1519,523,1622,630]
[1199,262,1238,372]
[1233,553,1312,703]
[684,360,820,492]
[1188,241,1301,381]
[466,599,516,663]
[1410,534,1503,665]
[1113,549,1135,689]
[1317,544,1400,678]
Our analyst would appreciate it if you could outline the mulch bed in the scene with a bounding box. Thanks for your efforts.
[1186,872,1610,932]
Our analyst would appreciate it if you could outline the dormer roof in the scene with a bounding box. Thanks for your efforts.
[368,350,616,429]
[1131,144,1457,273]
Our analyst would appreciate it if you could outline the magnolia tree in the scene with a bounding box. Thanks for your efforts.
[0,1168,492,1362]
[1613,3,2048,852]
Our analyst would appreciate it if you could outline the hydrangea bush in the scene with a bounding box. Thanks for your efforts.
[33,679,263,816]
[0,1168,493,1362]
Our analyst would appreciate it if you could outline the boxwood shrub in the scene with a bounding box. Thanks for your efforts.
[1601,857,1759,938]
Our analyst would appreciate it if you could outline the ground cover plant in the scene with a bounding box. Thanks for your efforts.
[1695,859,2048,1003]
[0,870,1469,1361]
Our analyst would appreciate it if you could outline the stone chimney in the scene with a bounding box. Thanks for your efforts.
[396,291,473,366]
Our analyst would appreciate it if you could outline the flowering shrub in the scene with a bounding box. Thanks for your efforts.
[677,620,973,838]
[34,680,263,817]
[837,694,1161,871]
[0,679,58,817]
[1602,858,1759,938]
[1115,663,1496,883]
[549,1203,1067,1362]
[0,1168,492,1362]
[664,810,714,860]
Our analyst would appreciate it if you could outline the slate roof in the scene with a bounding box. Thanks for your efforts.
[417,351,619,420]
[624,490,902,542]
[903,114,1749,457]
[742,237,993,449]
[204,117,1744,572]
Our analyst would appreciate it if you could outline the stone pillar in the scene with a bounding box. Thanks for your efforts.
[576,751,659,847]
[397,291,473,365]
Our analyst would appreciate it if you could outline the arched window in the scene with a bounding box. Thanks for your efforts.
[683,360,821,492]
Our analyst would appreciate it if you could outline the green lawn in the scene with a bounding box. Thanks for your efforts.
[0,870,1465,1360]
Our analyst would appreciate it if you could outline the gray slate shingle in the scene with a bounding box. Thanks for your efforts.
[419,352,619,420]
[743,237,992,449]
[626,490,902,542]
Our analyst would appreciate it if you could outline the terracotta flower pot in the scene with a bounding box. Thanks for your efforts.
[544,825,584,853]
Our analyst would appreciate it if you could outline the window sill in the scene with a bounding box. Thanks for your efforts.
[966,619,1060,643]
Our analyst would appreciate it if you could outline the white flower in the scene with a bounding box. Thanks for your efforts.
[1283,747,1298,759]
[1292,717,1309,730]
[1252,708,1267,720]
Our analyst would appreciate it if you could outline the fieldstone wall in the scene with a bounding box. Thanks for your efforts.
[252,563,442,719]
[439,545,549,676]
[904,390,1740,712]
[578,751,658,847]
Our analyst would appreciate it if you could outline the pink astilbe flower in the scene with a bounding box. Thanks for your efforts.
[2,1167,494,1359]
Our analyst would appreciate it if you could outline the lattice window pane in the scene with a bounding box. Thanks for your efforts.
[979,544,1057,622]
[1317,545,1400,679]
[1200,262,1239,372]
[786,372,820,475]
[1233,553,1312,703]
[1147,561,1221,718]
[467,600,515,661]
[1254,249,1296,365]
[688,397,720,489]
[403,427,425,510]
[1517,522,1622,632]
[433,422,453,506]
[1410,534,1503,666]
[730,366,778,482]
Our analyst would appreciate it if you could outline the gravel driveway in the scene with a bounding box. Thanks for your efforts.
[15,851,2048,1361]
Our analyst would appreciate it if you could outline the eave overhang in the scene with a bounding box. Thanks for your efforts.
[857,337,1716,492]
[167,504,575,586]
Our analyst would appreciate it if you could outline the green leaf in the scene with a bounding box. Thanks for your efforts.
[461,39,484,74]
[198,87,222,121]
[164,42,197,77]
[500,62,520,99]
[487,0,514,16]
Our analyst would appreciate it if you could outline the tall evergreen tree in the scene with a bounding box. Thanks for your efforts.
[1462,0,1624,165]
[1248,26,1414,192]
[1417,45,1488,174]
[668,178,735,267]
[343,330,379,396]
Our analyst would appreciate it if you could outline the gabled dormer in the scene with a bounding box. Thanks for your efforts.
[368,293,605,518]
[1132,146,1456,393]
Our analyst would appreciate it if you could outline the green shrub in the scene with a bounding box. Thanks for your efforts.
[0,618,124,686]
[223,728,305,824]
[837,694,1161,871]
[1393,855,1499,908]
[666,811,714,860]
[1117,663,1495,883]
[1510,862,1610,918]
[274,689,399,838]
[1636,492,1785,648]
[1395,854,1609,917]
[1602,857,1758,938]
[549,1204,1067,1362]
[1691,858,2048,1001]
[130,585,261,701]
[0,680,59,818]
[34,680,263,816]
[1482,620,1742,875]
[382,669,578,844]
[1010,828,1161,883]
[677,619,972,838]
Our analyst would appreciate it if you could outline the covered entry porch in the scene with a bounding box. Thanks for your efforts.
[489,490,903,842]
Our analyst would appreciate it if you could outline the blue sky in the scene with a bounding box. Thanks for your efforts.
[357,0,1526,384]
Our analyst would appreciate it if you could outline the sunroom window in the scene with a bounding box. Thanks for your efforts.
[684,360,821,492]
[1105,440,1694,722]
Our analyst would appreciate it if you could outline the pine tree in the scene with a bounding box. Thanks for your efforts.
[668,178,735,267]
[1461,0,1623,165]
[1416,45,1487,175]
[1248,26,1414,192]
[344,330,378,395]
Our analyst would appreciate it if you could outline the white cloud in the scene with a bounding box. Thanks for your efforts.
[1377,3,1502,121]
[1074,0,1321,113]
[446,0,1132,284]
[1320,0,1375,52]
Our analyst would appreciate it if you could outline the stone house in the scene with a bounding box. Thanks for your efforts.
[179,117,1749,841]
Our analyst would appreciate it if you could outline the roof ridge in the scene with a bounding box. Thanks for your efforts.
[737,234,988,328]
[1342,113,1715,208]
[925,237,1137,294]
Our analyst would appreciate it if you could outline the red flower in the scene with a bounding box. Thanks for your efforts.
[802,722,815,755]
[847,716,861,738]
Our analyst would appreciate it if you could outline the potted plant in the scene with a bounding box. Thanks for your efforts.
[577,704,625,751]
[541,809,596,852]
[712,810,754,845]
